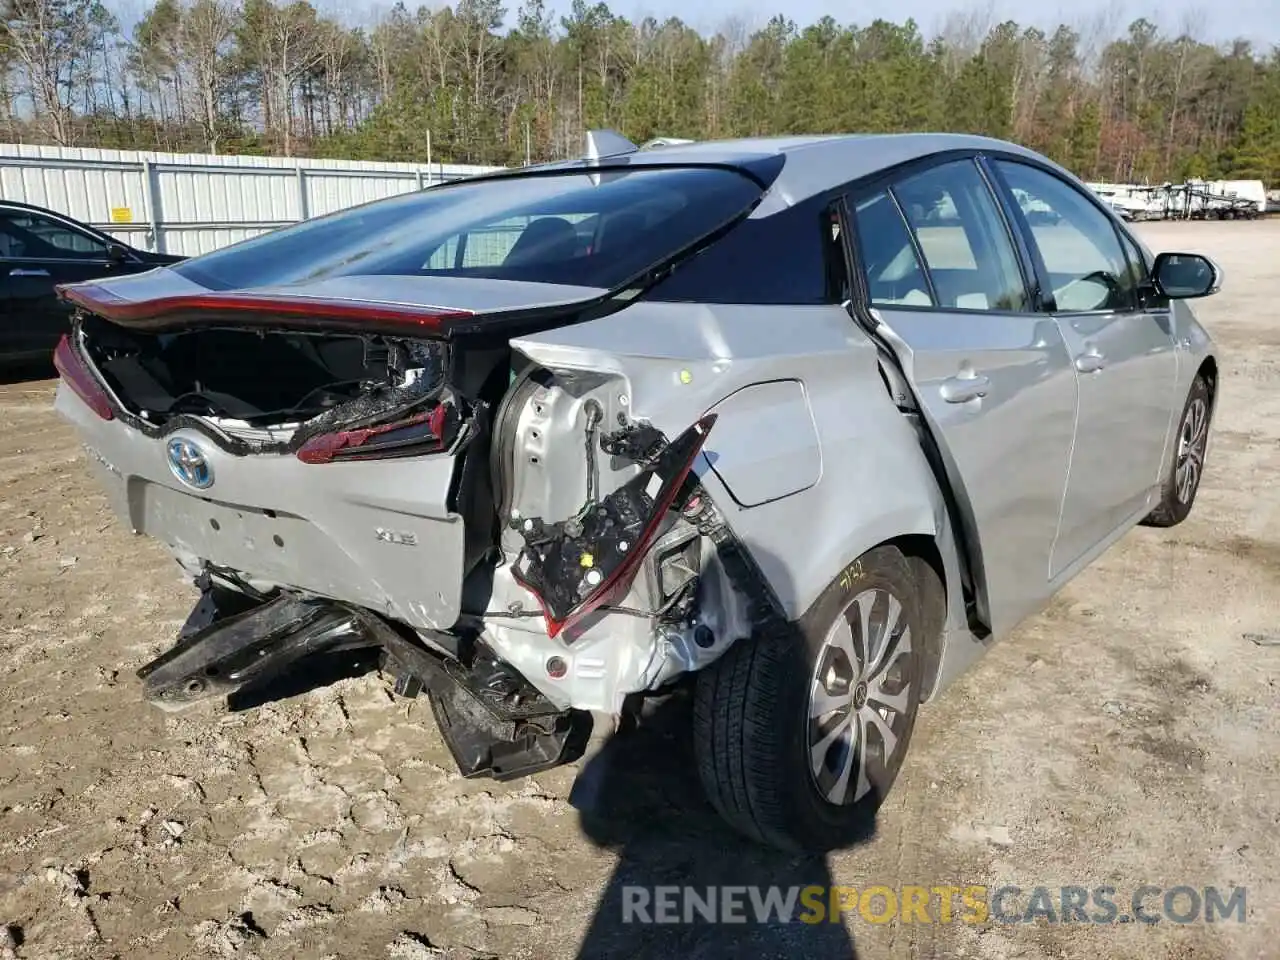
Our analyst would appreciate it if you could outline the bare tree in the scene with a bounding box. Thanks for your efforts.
[182,0,235,151]
[3,0,119,143]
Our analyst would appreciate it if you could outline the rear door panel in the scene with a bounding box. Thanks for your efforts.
[870,309,1077,635]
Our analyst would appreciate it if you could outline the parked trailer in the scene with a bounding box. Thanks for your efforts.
[0,145,502,257]
[1087,178,1267,222]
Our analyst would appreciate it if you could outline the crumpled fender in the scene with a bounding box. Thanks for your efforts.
[509,301,951,627]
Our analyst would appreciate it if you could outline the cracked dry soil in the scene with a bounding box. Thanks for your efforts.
[1,220,1278,959]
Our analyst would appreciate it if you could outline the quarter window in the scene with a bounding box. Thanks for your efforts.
[890,160,1030,312]
[994,161,1137,313]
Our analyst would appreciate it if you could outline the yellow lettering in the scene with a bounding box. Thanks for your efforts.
[932,885,960,923]
[830,886,858,922]
[962,885,989,924]
[902,886,932,923]
[799,885,826,924]
[860,885,898,924]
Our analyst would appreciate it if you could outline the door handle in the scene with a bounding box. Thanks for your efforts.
[9,267,50,277]
[1074,352,1106,373]
[939,373,990,403]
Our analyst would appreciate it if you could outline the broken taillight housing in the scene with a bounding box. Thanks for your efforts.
[295,402,458,464]
[512,414,717,639]
[53,334,114,421]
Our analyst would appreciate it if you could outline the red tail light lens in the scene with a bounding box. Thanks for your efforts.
[295,402,457,464]
[511,414,716,639]
[53,335,114,421]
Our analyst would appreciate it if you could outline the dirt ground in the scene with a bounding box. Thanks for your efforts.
[1,219,1277,960]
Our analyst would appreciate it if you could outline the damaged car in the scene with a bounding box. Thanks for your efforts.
[53,131,1220,852]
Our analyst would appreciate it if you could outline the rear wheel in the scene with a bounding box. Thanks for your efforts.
[1143,375,1211,528]
[693,545,923,852]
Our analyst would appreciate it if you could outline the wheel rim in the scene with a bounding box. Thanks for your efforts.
[807,588,913,806]
[1175,397,1208,505]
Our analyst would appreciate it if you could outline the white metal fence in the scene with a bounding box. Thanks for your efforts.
[0,145,502,257]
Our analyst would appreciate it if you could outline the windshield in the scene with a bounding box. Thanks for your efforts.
[174,166,764,292]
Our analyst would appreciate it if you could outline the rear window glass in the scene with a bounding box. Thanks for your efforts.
[173,167,764,292]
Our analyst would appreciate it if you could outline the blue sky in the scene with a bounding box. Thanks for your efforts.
[116,0,1272,48]
[576,0,1279,46]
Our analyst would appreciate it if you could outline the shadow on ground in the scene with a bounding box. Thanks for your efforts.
[571,689,871,960]
[0,358,55,384]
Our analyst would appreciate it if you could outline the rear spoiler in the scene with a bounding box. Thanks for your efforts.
[56,281,620,340]
[59,282,473,333]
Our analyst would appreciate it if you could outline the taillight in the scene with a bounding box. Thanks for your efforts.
[512,414,717,639]
[53,335,114,421]
[295,402,457,464]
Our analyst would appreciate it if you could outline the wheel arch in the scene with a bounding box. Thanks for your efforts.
[1197,353,1219,416]
[886,533,948,704]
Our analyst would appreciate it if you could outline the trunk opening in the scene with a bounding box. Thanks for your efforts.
[73,310,524,590]
[80,313,453,432]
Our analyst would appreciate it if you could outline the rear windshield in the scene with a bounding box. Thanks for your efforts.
[174,166,764,292]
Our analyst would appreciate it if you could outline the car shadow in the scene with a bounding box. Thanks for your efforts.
[0,358,55,384]
[569,687,871,959]
[569,538,875,959]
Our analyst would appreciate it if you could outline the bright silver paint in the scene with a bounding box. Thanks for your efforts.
[808,586,914,806]
[56,132,1220,717]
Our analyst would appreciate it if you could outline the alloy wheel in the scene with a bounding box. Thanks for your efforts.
[807,588,914,806]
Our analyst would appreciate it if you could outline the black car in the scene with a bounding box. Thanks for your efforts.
[0,200,184,363]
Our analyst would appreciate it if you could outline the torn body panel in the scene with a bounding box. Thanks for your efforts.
[507,302,949,622]
[481,301,978,709]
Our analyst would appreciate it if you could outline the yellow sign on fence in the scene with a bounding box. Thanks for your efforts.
[110,206,133,223]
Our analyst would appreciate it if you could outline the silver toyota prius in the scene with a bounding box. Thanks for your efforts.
[53,131,1220,852]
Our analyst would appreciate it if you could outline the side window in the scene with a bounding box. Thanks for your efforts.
[0,212,109,260]
[891,160,1029,312]
[425,213,599,270]
[851,191,934,307]
[994,161,1136,313]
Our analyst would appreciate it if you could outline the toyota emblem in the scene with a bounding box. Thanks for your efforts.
[166,437,213,490]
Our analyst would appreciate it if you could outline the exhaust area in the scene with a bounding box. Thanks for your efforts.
[136,594,370,711]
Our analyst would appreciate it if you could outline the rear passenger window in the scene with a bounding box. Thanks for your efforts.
[892,160,1029,312]
[994,161,1137,313]
[851,192,935,307]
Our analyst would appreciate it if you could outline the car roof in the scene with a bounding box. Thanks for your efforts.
[0,198,150,252]
[478,133,1056,217]
[0,198,76,217]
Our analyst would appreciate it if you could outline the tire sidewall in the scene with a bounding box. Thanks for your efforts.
[774,546,924,848]
[1163,376,1212,523]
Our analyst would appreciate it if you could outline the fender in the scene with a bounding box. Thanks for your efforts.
[510,300,982,701]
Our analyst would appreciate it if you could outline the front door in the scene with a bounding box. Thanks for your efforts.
[846,158,1079,639]
[988,160,1180,577]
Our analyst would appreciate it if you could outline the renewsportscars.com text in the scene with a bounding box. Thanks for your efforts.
[621,884,1247,926]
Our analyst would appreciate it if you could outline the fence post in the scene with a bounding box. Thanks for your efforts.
[295,163,309,222]
[141,158,163,254]
[415,169,424,192]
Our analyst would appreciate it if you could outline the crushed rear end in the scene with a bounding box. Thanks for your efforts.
[53,157,782,782]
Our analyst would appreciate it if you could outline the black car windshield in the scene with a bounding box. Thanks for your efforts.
[173,166,764,292]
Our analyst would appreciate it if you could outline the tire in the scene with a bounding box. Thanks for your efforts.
[693,545,924,852]
[1142,375,1212,528]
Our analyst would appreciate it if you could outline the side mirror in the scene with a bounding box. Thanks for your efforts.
[106,242,128,264]
[1152,251,1221,299]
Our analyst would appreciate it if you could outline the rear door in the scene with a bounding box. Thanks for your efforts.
[986,159,1179,577]
[0,208,119,357]
[846,157,1079,639]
